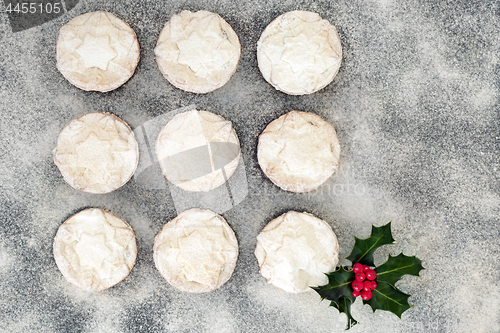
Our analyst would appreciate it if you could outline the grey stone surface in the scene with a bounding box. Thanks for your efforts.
[0,0,499,332]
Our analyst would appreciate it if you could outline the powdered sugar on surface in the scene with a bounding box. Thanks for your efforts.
[0,0,499,332]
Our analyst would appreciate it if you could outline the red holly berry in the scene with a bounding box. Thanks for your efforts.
[352,290,360,297]
[371,281,377,290]
[365,269,377,280]
[361,290,372,300]
[352,263,364,274]
[363,265,371,272]
[363,280,374,291]
[355,271,365,281]
[352,280,364,292]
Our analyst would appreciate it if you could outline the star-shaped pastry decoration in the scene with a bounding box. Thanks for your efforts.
[75,233,112,268]
[75,132,113,175]
[278,131,319,172]
[277,114,319,171]
[76,33,118,70]
[275,235,316,271]
[177,230,218,285]
[177,32,215,73]
[278,141,314,172]
[281,33,321,73]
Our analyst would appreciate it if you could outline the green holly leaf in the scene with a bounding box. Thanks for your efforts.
[312,266,354,305]
[363,281,412,318]
[313,222,422,329]
[335,298,358,329]
[346,222,395,266]
[375,253,424,288]
[312,266,357,330]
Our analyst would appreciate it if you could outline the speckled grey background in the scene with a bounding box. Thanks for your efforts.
[0,0,499,332]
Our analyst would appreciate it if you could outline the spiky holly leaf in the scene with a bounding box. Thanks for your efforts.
[313,222,422,330]
[312,266,357,330]
[346,222,395,266]
[336,297,358,329]
[363,281,412,318]
[375,253,424,288]
[313,266,354,305]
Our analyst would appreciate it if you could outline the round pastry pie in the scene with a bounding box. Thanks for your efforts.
[255,211,339,293]
[257,111,341,193]
[53,208,137,292]
[153,209,239,293]
[257,10,342,95]
[156,109,240,192]
[56,11,140,92]
[53,112,139,194]
[155,10,241,93]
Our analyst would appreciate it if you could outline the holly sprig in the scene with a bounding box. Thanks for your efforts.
[312,222,424,330]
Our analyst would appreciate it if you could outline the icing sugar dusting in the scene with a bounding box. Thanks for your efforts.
[0,0,498,332]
